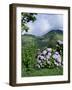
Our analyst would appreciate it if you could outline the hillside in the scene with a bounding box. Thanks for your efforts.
[43,30,63,38]
[22,30,63,49]
[41,30,63,48]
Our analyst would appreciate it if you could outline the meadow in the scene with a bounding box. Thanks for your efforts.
[21,30,63,77]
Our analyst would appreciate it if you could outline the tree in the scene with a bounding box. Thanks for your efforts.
[21,13,37,32]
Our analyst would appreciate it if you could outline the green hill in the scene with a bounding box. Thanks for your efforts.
[42,30,63,48]
[22,34,37,46]
[22,30,63,49]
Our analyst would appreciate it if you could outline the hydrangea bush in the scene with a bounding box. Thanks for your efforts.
[36,40,63,69]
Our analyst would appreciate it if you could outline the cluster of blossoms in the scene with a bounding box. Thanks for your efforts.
[36,48,52,68]
[53,52,62,66]
[36,40,63,69]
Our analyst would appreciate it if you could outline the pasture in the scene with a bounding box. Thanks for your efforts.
[21,30,63,77]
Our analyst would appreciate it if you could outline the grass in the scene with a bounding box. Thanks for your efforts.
[22,66,63,77]
[21,32,63,77]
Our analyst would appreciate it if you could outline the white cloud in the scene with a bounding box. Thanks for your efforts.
[22,14,63,36]
[40,19,51,33]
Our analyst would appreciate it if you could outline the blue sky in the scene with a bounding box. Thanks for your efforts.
[22,14,63,36]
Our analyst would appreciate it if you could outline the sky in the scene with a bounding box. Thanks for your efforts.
[22,13,63,36]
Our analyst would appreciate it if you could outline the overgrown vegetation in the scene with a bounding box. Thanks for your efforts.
[21,13,63,77]
[21,31,63,77]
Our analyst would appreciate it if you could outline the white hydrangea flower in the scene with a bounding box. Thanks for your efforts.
[42,50,47,55]
[37,59,41,63]
[57,40,63,45]
[48,52,51,56]
[46,55,50,59]
[53,51,62,66]
[53,54,58,60]
[54,61,59,66]
[37,55,46,63]
[47,48,52,52]
[46,52,51,59]
[55,51,59,55]
[41,55,45,60]
[56,54,61,64]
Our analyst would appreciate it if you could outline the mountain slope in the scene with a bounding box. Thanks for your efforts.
[37,30,63,48]
[22,30,63,49]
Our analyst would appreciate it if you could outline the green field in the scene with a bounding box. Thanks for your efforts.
[22,66,63,77]
[21,30,63,77]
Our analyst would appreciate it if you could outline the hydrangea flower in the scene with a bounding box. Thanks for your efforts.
[42,50,47,55]
[53,51,62,66]
[53,51,59,59]
[57,40,63,45]
[47,48,52,52]
[46,52,51,59]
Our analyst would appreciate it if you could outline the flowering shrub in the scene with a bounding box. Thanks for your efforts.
[36,40,63,69]
[22,40,63,75]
